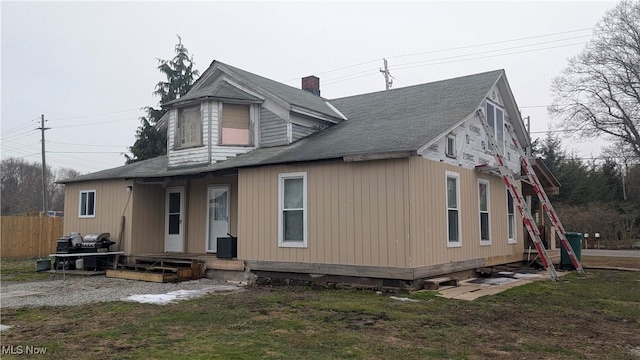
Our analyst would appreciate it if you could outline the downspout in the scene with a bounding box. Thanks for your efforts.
[208,101,213,164]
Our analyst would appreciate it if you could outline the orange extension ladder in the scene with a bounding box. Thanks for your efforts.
[476,108,584,280]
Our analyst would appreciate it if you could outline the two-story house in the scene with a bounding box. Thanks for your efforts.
[61,60,552,285]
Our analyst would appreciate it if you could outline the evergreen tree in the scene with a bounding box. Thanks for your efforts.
[126,36,199,163]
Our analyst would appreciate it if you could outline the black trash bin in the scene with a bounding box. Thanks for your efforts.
[217,236,237,258]
[560,232,583,270]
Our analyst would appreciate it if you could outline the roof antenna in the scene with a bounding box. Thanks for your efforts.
[379,58,393,91]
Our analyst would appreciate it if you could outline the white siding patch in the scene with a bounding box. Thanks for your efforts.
[168,103,210,168]
[419,114,520,174]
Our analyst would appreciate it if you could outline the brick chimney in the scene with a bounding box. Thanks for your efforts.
[302,75,320,96]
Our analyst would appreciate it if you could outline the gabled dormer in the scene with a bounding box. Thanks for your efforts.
[157,61,346,169]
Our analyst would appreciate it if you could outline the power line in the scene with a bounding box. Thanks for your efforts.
[46,140,130,148]
[47,151,125,154]
[54,117,138,129]
[281,26,594,84]
[47,107,142,122]
[392,35,590,70]
[1,117,40,135]
[387,27,593,61]
[323,42,586,87]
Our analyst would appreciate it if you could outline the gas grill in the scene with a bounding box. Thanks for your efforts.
[81,233,115,252]
[54,232,116,270]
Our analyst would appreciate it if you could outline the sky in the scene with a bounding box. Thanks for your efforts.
[1,1,618,175]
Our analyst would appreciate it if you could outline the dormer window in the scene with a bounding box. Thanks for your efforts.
[221,104,251,146]
[446,134,456,158]
[177,105,202,148]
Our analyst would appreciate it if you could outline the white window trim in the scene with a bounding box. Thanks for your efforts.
[445,171,462,248]
[278,172,308,248]
[219,102,254,147]
[445,134,456,158]
[507,189,517,244]
[78,190,96,218]
[478,179,491,246]
[485,100,506,155]
[176,103,203,149]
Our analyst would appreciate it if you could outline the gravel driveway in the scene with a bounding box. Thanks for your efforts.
[0,277,243,308]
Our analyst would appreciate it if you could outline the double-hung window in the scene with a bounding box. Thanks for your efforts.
[446,172,461,247]
[278,172,307,248]
[221,104,251,146]
[478,179,491,245]
[507,190,516,244]
[486,101,505,154]
[79,190,96,218]
[177,105,202,148]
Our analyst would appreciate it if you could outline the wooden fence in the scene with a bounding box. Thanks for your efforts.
[1,215,63,258]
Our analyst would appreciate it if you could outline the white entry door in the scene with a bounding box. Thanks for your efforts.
[207,185,230,253]
[165,186,185,252]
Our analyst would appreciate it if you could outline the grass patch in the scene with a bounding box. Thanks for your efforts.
[1,258,51,282]
[1,270,639,359]
[581,255,640,269]
[1,256,638,359]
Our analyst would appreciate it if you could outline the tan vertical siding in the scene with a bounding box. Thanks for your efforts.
[408,156,523,267]
[63,179,133,253]
[237,159,411,267]
[184,175,238,253]
[130,183,164,253]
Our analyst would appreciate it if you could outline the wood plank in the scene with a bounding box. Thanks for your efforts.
[106,269,176,283]
[206,259,245,271]
[413,258,487,279]
[246,260,414,280]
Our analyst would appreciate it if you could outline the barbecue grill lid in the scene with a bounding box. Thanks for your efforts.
[83,233,111,242]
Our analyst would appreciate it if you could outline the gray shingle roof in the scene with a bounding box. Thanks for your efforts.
[164,80,262,106]
[216,62,342,119]
[62,69,503,183]
[163,61,342,120]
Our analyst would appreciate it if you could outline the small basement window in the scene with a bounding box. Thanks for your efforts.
[79,190,96,218]
[221,104,251,146]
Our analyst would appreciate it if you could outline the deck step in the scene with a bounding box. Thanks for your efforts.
[114,256,205,282]
[106,269,178,283]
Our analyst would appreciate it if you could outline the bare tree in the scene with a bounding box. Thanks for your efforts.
[49,167,81,211]
[550,1,640,158]
[0,157,80,215]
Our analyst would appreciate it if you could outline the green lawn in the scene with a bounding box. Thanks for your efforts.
[1,259,639,359]
[1,258,51,282]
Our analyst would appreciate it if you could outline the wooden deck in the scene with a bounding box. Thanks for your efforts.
[129,253,245,271]
[107,255,209,283]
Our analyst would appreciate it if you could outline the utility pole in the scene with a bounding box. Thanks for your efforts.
[37,114,50,213]
[380,58,393,90]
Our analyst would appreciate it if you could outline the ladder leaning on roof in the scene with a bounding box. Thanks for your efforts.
[500,112,585,276]
[475,108,583,280]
